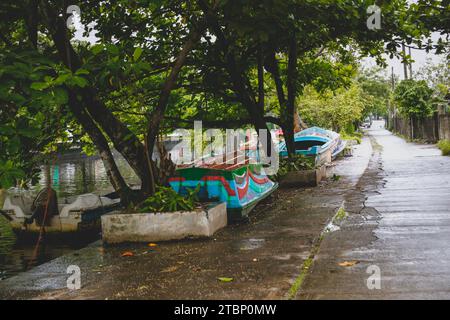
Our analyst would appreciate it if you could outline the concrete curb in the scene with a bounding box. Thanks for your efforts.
[287,201,347,299]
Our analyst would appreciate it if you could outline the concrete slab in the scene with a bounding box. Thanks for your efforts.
[101,202,227,244]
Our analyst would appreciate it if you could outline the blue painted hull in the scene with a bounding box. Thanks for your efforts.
[278,127,345,160]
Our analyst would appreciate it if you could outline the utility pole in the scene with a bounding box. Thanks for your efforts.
[401,44,414,139]
[389,66,396,131]
[391,66,395,90]
[408,47,413,79]
[402,43,408,80]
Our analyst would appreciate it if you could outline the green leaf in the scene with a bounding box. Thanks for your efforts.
[53,73,71,85]
[217,277,234,282]
[106,44,119,55]
[75,68,90,76]
[133,47,143,61]
[71,76,88,88]
[0,125,14,135]
[52,88,69,105]
[91,44,104,55]
[18,127,40,138]
[0,160,25,189]
[30,82,50,91]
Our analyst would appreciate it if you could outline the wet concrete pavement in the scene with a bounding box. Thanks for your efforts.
[299,121,450,299]
[0,134,372,300]
[3,122,447,300]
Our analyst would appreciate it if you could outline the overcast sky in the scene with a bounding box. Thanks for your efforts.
[362,32,447,80]
[72,8,447,81]
[363,0,447,79]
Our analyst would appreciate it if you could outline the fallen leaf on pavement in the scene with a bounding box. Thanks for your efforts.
[218,277,234,282]
[161,266,179,273]
[137,285,149,291]
[338,260,359,267]
[121,251,134,257]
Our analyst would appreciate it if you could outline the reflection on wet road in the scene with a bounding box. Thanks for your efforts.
[366,123,450,298]
[301,121,450,299]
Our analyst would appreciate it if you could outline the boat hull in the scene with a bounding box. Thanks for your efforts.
[2,193,121,236]
[169,164,278,223]
[279,127,345,163]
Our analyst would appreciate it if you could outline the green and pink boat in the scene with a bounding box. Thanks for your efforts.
[168,155,278,222]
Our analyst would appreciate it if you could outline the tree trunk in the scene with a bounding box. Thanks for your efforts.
[199,0,274,156]
[0,189,6,209]
[257,45,265,113]
[25,0,39,48]
[293,109,307,132]
[264,50,297,156]
[41,3,154,195]
[145,25,205,168]
[67,91,135,204]
[265,51,286,110]
[42,3,207,198]
[285,33,298,157]
[79,90,153,195]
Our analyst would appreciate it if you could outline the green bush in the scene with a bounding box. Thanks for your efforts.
[340,131,362,144]
[437,140,450,156]
[297,84,365,132]
[139,185,200,213]
[270,155,316,181]
[393,79,434,118]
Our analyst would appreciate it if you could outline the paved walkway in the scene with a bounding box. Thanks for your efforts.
[0,136,372,300]
[4,123,448,300]
[299,121,450,299]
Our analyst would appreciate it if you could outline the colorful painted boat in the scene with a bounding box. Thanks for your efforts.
[278,127,346,163]
[298,127,347,159]
[169,158,278,222]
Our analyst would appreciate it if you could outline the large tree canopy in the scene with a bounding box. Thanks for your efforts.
[0,0,448,202]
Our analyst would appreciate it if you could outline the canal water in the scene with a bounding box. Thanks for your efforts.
[0,151,139,280]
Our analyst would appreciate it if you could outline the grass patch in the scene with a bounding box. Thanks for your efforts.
[287,256,314,299]
[334,207,347,222]
[287,204,347,299]
[288,234,324,299]
[340,131,362,144]
[437,140,450,156]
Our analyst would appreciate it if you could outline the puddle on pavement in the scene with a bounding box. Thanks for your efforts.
[238,238,266,251]
[324,222,341,233]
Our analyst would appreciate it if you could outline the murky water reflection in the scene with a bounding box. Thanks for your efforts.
[0,151,139,280]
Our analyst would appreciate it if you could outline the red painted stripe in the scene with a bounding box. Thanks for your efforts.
[201,176,236,196]
[236,173,249,200]
[248,170,270,184]
[168,177,186,182]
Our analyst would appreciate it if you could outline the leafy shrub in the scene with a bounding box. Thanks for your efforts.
[340,131,362,144]
[298,84,365,132]
[0,161,25,189]
[437,140,450,156]
[270,155,316,181]
[139,185,200,213]
[393,80,434,118]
